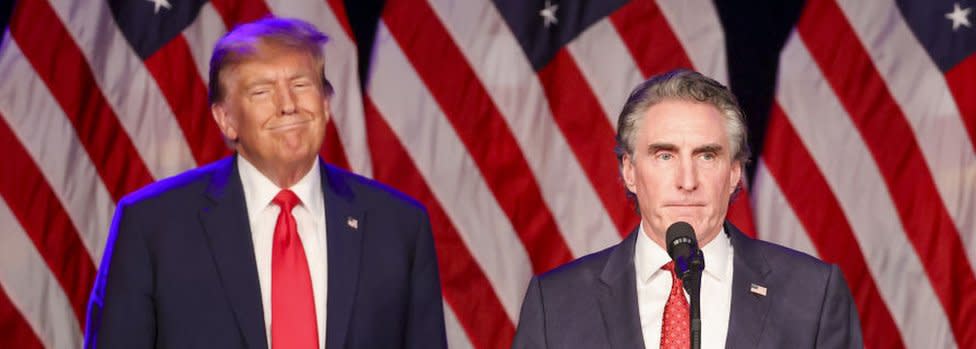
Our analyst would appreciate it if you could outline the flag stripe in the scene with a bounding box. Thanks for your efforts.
[0,198,83,349]
[44,0,197,178]
[778,33,957,348]
[181,3,227,84]
[762,104,906,349]
[0,286,43,349]
[143,35,228,165]
[946,55,976,154]
[442,301,475,349]
[210,0,271,27]
[655,0,728,84]
[536,48,638,236]
[609,0,694,78]
[566,19,644,124]
[0,115,95,328]
[365,98,515,349]
[753,163,819,258]
[10,0,155,200]
[798,1,976,345]
[423,0,623,257]
[381,0,573,273]
[833,0,976,263]
[367,23,531,321]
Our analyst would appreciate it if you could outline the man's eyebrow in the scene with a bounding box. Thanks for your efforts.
[646,143,677,153]
[693,144,724,154]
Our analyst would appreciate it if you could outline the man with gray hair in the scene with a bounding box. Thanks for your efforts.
[512,69,862,348]
[85,17,446,349]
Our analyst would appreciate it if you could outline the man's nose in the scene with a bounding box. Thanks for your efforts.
[276,85,297,115]
[676,159,698,192]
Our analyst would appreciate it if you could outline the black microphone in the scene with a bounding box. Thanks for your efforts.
[665,221,704,349]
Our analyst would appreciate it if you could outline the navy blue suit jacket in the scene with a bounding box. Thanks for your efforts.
[512,222,863,348]
[85,156,446,349]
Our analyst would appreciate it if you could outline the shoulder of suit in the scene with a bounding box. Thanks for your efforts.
[117,157,229,209]
[745,236,834,274]
[323,163,426,213]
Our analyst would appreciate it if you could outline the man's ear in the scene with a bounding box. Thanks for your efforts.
[622,154,637,193]
[729,160,743,196]
[211,103,238,141]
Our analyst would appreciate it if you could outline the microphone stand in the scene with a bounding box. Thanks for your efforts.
[682,250,705,349]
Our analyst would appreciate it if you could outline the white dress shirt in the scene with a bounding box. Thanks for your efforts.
[634,224,733,349]
[238,156,328,349]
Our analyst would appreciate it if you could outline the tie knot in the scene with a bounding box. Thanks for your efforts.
[661,261,675,272]
[272,189,301,211]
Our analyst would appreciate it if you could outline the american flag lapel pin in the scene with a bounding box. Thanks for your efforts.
[750,283,767,296]
[346,217,359,230]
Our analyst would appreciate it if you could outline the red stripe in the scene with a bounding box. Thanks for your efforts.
[364,97,515,349]
[381,0,573,273]
[945,54,976,154]
[10,0,155,200]
[209,0,271,27]
[143,35,229,166]
[537,50,639,236]
[726,182,756,237]
[320,119,351,171]
[763,104,906,349]
[798,1,976,346]
[609,0,694,77]
[0,286,44,349]
[0,116,97,329]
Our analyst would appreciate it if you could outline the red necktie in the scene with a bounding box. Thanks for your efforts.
[271,190,319,349]
[660,261,690,349]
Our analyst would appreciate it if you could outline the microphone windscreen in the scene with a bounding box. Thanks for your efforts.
[666,221,698,260]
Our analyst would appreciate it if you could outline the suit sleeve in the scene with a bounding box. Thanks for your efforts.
[84,202,156,348]
[404,209,448,349]
[512,277,546,349]
[815,265,864,349]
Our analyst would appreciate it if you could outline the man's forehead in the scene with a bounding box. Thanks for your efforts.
[639,101,728,139]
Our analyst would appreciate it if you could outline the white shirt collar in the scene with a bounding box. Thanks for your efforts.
[634,223,732,284]
[237,155,323,219]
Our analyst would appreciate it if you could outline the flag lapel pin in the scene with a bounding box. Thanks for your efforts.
[347,217,359,230]
[750,283,767,296]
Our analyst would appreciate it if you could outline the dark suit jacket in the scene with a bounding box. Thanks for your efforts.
[512,222,862,348]
[85,156,446,349]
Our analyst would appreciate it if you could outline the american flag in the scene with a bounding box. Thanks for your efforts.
[0,0,973,348]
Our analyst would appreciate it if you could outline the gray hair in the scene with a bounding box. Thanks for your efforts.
[615,69,751,199]
[208,17,332,105]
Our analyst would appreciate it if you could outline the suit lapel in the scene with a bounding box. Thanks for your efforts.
[725,222,772,349]
[597,229,645,349]
[321,162,365,349]
[199,156,268,349]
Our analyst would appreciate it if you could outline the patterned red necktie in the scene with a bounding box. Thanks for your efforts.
[660,261,690,349]
[271,190,319,349]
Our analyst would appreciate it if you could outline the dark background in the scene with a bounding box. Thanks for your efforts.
[0,0,807,180]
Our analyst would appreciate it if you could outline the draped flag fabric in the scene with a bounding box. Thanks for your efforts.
[1,0,973,348]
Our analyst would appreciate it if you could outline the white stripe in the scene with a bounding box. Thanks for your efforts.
[443,300,474,349]
[265,0,373,177]
[656,0,728,84]
[0,198,83,349]
[566,19,644,126]
[834,0,976,271]
[181,3,226,84]
[425,0,622,256]
[0,38,114,263]
[778,34,955,349]
[752,161,819,258]
[369,22,530,322]
[46,0,197,178]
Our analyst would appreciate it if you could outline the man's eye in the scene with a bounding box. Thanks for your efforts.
[701,153,716,161]
[657,153,673,161]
